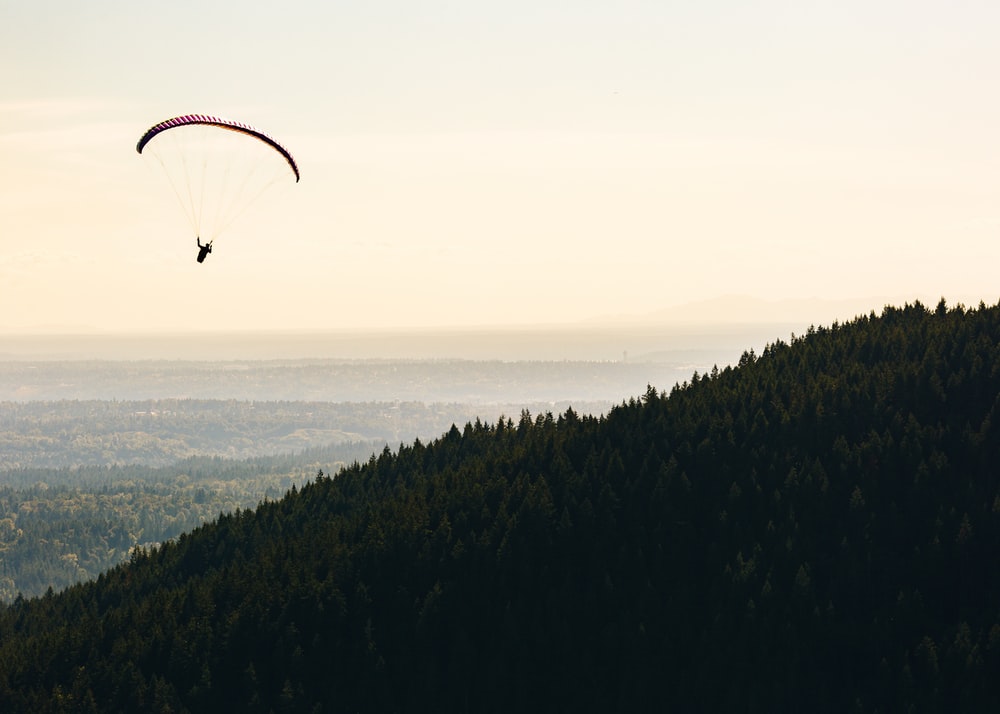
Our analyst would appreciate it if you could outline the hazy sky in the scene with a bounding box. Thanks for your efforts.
[3,0,999,332]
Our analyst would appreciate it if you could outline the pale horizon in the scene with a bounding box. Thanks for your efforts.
[0,293,986,336]
[4,2,999,336]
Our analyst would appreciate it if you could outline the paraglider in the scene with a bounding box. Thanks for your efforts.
[196,237,213,263]
[136,114,299,262]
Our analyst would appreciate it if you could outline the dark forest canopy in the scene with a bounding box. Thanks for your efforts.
[2,299,1000,712]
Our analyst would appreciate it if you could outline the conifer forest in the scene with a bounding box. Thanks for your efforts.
[1,300,1000,712]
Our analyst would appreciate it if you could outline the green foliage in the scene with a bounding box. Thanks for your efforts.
[1,301,1000,712]
[0,442,382,601]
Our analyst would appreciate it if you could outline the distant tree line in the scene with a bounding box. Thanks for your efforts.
[0,398,613,469]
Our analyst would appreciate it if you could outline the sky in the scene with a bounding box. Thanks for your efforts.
[2,0,1000,333]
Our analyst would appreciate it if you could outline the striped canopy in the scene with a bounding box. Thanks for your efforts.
[136,114,300,182]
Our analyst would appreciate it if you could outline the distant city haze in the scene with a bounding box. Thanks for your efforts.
[0,314,833,409]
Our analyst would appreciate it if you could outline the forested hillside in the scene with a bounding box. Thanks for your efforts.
[1,300,999,712]
[0,443,382,602]
[0,395,605,601]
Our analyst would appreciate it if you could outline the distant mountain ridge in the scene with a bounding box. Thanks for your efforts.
[1,299,999,712]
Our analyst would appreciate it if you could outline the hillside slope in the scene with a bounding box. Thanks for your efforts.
[1,300,999,712]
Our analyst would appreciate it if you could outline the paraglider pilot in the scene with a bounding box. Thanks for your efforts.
[196,237,213,263]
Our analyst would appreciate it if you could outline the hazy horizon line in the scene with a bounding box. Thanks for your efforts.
[2,293,967,337]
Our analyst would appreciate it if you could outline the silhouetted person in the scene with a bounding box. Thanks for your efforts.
[196,237,213,263]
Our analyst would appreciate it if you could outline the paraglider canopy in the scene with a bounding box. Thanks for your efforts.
[136,114,300,182]
[136,113,300,250]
